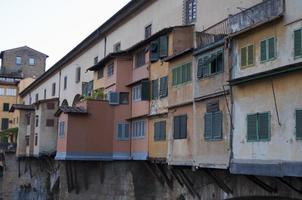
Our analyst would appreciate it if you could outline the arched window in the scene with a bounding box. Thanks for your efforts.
[61,99,69,107]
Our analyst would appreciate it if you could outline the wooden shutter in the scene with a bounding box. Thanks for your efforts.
[268,38,275,59]
[241,47,247,67]
[296,110,302,139]
[213,112,223,139]
[180,115,187,139]
[118,124,123,139]
[1,118,8,130]
[124,124,129,139]
[258,113,270,140]
[109,92,119,105]
[150,40,159,62]
[160,121,166,140]
[247,45,254,65]
[172,68,177,86]
[181,64,187,83]
[207,100,219,113]
[151,79,159,100]
[173,117,180,139]
[247,114,257,141]
[260,40,267,61]
[159,76,168,98]
[187,63,192,82]
[154,122,159,141]
[217,52,224,72]
[159,35,168,58]
[141,80,150,101]
[294,29,302,57]
[204,113,212,140]
[197,58,203,78]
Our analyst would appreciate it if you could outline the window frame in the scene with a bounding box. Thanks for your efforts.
[59,121,65,138]
[154,121,166,141]
[16,56,22,65]
[260,36,277,63]
[185,0,197,24]
[1,118,9,130]
[132,84,142,102]
[197,50,224,79]
[240,44,255,68]
[246,112,271,142]
[172,62,192,87]
[294,28,302,59]
[173,115,188,140]
[145,24,152,39]
[132,120,145,139]
[97,67,104,79]
[135,49,146,68]
[52,83,56,96]
[64,76,67,90]
[116,122,130,141]
[3,103,9,112]
[75,67,81,83]
[113,42,121,52]
[107,63,114,77]
[29,57,35,66]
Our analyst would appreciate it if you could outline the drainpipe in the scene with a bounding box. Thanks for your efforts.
[104,37,107,57]
[58,70,62,105]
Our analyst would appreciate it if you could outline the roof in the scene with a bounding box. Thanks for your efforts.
[0,46,48,58]
[55,106,88,117]
[9,104,35,112]
[126,78,148,87]
[34,98,59,105]
[164,48,193,62]
[229,61,302,86]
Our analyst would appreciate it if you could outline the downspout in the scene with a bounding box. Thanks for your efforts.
[104,36,107,57]
[58,70,62,105]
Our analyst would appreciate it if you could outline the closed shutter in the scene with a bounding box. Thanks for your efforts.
[159,76,168,98]
[213,112,223,139]
[197,58,203,78]
[204,113,212,140]
[160,121,166,140]
[173,117,180,139]
[172,68,177,86]
[152,79,159,100]
[258,113,270,140]
[177,67,182,84]
[241,47,247,67]
[217,52,224,73]
[268,38,275,59]
[296,110,302,139]
[247,45,254,65]
[294,29,302,57]
[182,64,187,83]
[260,40,267,61]
[247,114,257,141]
[187,63,192,81]
[159,35,168,58]
[180,115,187,139]
[150,40,159,62]
[154,122,159,141]
[141,80,150,101]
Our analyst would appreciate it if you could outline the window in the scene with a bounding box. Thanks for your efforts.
[64,76,67,90]
[16,56,22,65]
[151,79,159,100]
[35,134,38,146]
[47,102,55,110]
[241,45,254,67]
[173,115,187,139]
[1,118,9,130]
[52,83,56,96]
[97,68,104,79]
[145,24,152,39]
[35,115,39,127]
[108,92,119,105]
[35,93,39,102]
[25,136,29,146]
[204,112,223,141]
[296,110,302,140]
[185,0,197,24]
[247,112,270,142]
[82,81,93,97]
[46,119,55,127]
[3,103,9,112]
[260,37,276,62]
[75,67,81,83]
[94,56,98,65]
[159,76,168,98]
[294,29,302,58]
[119,92,129,104]
[132,85,142,101]
[197,51,223,78]
[154,121,166,141]
[29,96,32,104]
[6,88,16,96]
[136,49,146,68]
[132,120,145,138]
[150,35,168,62]
[0,88,4,96]
[117,123,129,140]
[107,64,114,77]
[172,62,192,86]
[113,42,121,52]
[59,121,65,137]
[29,58,35,65]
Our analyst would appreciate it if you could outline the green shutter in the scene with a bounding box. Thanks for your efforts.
[247,114,257,141]
[241,47,247,67]
[161,121,166,140]
[296,110,302,139]
[141,80,150,101]
[247,45,254,65]
[213,111,223,139]
[294,29,302,57]
[172,68,177,86]
[159,76,168,98]
[152,79,159,100]
[173,117,180,139]
[197,58,203,78]
[204,113,212,140]
[159,35,168,58]
[180,115,187,139]
[124,124,129,139]
[154,122,159,141]
[261,40,267,61]
[187,63,192,82]
[177,67,182,85]
[258,113,270,140]
[268,38,275,59]
[150,40,159,62]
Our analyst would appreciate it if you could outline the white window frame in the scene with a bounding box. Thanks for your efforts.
[132,120,145,139]
[0,88,4,96]
[132,85,142,102]
[6,88,16,96]
[29,58,35,65]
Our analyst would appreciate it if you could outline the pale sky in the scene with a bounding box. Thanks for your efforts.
[0,0,131,69]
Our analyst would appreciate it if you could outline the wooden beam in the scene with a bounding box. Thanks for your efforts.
[204,169,233,194]
[73,161,79,194]
[170,168,184,187]
[144,161,165,186]
[246,175,277,193]
[156,164,173,190]
[277,178,302,195]
[178,168,200,199]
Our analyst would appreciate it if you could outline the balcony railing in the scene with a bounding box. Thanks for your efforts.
[196,0,284,48]
[0,66,23,78]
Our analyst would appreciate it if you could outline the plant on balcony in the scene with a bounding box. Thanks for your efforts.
[82,89,105,101]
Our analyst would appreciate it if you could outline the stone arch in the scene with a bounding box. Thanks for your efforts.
[61,99,69,107]
[72,94,82,106]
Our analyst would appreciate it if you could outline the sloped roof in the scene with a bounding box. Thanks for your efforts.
[0,46,49,58]
[9,104,35,112]
[55,106,88,117]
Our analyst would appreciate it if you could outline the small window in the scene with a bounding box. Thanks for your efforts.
[16,56,22,65]
[94,56,98,65]
[44,89,47,99]
[0,88,4,96]
[204,111,223,140]
[136,49,146,68]
[132,85,142,101]
[29,58,35,66]
[117,123,129,140]
[119,92,129,104]
[132,120,145,138]
[108,92,119,105]
[35,115,39,127]
[107,64,114,77]
[1,118,9,130]
[145,24,152,39]
[46,119,55,127]
[154,121,166,141]
[75,67,81,83]
[3,103,9,112]
[185,0,197,24]
[35,134,38,146]
[296,110,302,140]
[173,115,187,139]
[97,68,104,79]
[6,88,16,96]
[35,93,39,103]
[294,29,302,58]
[59,121,65,137]
[241,45,254,68]
[52,83,56,96]
[260,37,276,62]
[64,76,67,90]
[247,112,270,142]
[197,51,223,78]
[113,42,121,52]
[172,63,192,86]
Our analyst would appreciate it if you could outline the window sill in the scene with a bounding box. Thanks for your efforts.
[260,57,276,64]
[172,81,192,88]
[294,55,302,60]
[198,71,224,80]
[247,139,271,143]
[116,138,129,141]
[241,64,255,69]
[204,138,223,142]
[132,136,145,140]
[173,138,187,140]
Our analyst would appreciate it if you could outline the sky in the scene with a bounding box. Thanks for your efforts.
[0,0,131,69]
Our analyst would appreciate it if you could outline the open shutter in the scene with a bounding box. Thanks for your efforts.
[258,113,270,140]
[247,45,254,65]
[150,40,159,62]
[294,29,302,57]
[180,115,187,139]
[187,63,192,82]
[204,113,212,140]
[109,92,119,105]
[159,76,168,98]
[268,38,275,59]
[296,110,302,139]
[260,40,267,61]
[213,112,223,139]
[151,79,159,100]
[159,35,168,58]
[241,47,247,67]
[217,52,224,73]
[173,117,180,139]
[141,80,150,101]
[161,121,166,140]
[247,114,257,141]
